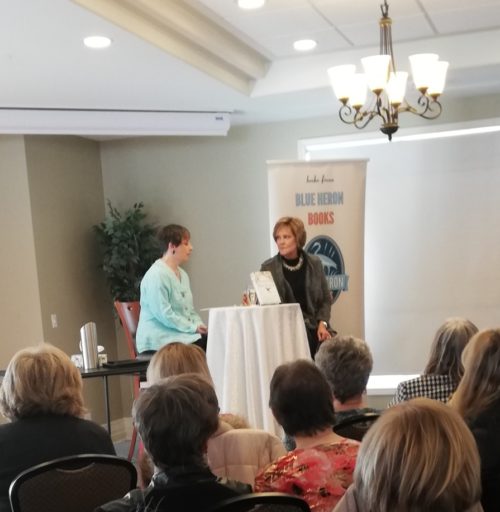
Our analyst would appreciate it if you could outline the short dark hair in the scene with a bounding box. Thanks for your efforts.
[269,359,335,437]
[315,336,373,403]
[133,374,219,469]
[157,224,190,253]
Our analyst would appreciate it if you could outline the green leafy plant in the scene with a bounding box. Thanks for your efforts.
[94,201,160,302]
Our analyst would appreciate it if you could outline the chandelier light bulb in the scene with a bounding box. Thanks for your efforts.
[327,65,356,102]
[409,53,439,91]
[361,55,391,93]
[427,61,449,96]
[350,74,368,108]
[386,71,408,105]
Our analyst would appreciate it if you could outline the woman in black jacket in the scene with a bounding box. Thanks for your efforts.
[261,216,333,356]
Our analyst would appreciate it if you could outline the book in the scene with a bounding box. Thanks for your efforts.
[250,271,281,305]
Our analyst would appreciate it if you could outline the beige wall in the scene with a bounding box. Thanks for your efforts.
[23,135,125,424]
[0,136,44,365]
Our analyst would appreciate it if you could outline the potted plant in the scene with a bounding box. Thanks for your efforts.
[94,201,160,302]
[94,201,160,357]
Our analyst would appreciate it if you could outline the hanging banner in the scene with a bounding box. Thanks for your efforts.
[267,160,367,338]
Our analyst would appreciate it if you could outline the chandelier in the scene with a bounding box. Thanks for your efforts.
[327,0,449,140]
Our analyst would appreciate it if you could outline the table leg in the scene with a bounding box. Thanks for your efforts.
[103,375,111,434]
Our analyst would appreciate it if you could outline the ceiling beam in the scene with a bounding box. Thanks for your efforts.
[72,0,270,95]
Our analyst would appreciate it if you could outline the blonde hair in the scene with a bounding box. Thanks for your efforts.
[146,342,213,385]
[355,398,482,512]
[272,217,307,250]
[0,343,85,419]
[424,317,478,383]
[450,328,500,420]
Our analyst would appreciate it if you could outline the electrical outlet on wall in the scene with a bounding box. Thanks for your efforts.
[51,314,58,328]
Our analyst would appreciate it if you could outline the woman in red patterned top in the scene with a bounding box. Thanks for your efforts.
[255,360,359,512]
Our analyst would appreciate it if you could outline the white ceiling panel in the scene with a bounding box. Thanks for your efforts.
[429,5,500,33]
[337,14,434,48]
[420,0,500,11]
[311,0,424,26]
[262,28,351,58]
[212,6,333,46]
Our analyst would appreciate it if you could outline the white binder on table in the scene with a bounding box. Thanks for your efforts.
[250,271,281,305]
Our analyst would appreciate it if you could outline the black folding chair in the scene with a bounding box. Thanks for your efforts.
[9,454,137,512]
[205,492,311,512]
[333,412,380,441]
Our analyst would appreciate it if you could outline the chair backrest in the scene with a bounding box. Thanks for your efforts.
[205,492,311,512]
[9,454,137,512]
[114,300,141,358]
[333,412,380,441]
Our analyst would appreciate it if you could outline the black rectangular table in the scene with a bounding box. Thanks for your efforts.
[80,362,148,433]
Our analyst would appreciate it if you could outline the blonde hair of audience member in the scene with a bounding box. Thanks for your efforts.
[0,343,85,420]
[450,328,500,420]
[146,342,214,386]
[424,317,478,382]
[354,398,482,512]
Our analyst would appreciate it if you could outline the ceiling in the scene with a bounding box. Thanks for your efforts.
[1,0,500,135]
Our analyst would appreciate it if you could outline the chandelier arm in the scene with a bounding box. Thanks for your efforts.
[338,105,380,130]
[398,96,443,120]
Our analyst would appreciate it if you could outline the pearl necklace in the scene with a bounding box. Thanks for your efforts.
[282,254,304,272]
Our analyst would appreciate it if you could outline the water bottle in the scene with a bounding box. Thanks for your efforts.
[80,322,99,369]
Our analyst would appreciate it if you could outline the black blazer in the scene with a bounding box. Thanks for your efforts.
[261,252,332,330]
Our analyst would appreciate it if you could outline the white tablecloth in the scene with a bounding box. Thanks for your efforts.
[206,303,310,436]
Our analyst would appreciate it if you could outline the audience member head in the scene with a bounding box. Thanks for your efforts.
[424,317,478,383]
[0,343,85,420]
[272,217,307,250]
[133,373,219,469]
[451,328,500,420]
[315,335,373,404]
[146,342,213,385]
[158,224,190,253]
[269,359,334,437]
[354,398,482,512]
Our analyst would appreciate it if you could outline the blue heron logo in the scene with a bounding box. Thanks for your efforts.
[305,235,349,303]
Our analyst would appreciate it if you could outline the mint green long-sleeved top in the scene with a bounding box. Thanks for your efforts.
[136,259,202,353]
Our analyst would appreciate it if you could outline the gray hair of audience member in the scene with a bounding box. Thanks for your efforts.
[423,317,478,383]
[354,398,482,512]
[315,335,373,403]
[133,373,219,469]
[146,342,214,386]
[269,359,335,437]
[0,343,85,420]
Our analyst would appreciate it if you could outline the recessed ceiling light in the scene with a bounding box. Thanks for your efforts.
[237,0,265,10]
[293,39,317,52]
[83,36,112,49]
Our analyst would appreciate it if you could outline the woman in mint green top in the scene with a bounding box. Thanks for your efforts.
[136,224,207,354]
